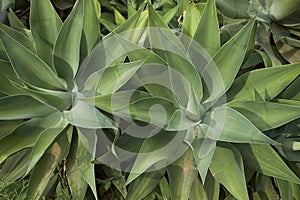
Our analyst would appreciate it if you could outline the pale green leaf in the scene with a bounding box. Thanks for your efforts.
[30,0,62,69]
[53,0,84,85]
[228,101,300,131]
[0,95,55,120]
[202,20,256,106]
[0,113,65,164]
[202,106,277,144]
[235,144,300,184]
[0,29,66,90]
[26,115,68,174]
[227,63,300,101]
[194,0,220,56]
[167,149,198,200]
[182,3,201,38]
[26,132,71,200]
[80,0,100,62]
[127,169,165,200]
[210,143,248,200]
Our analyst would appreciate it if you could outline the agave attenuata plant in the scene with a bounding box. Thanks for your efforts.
[1,0,300,199]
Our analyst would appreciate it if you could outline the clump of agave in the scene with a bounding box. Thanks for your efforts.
[0,0,300,199]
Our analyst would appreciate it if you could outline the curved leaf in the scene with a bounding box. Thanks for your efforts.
[0,95,55,120]
[227,63,300,101]
[202,106,277,144]
[0,29,66,90]
[210,143,249,200]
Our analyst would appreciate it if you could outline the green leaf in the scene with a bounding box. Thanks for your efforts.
[66,127,88,200]
[26,115,69,174]
[126,129,192,184]
[30,0,62,69]
[192,136,217,182]
[210,143,249,200]
[166,109,199,131]
[0,113,65,163]
[0,29,66,91]
[202,20,256,106]
[53,0,84,86]
[228,101,300,131]
[189,176,208,200]
[26,131,71,200]
[235,144,300,184]
[127,169,165,200]
[63,99,114,129]
[0,120,23,140]
[0,59,23,95]
[83,60,145,95]
[182,3,202,38]
[202,106,277,144]
[255,175,278,200]
[12,81,72,111]
[194,0,220,56]
[0,95,55,120]
[227,63,300,101]
[216,0,250,19]
[80,0,100,62]
[77,128,98,200]
[6,7,26,29]
[280,76,300,101]
[204,171,220,200]
[114,9,126,25]
[275,179,294,200]
[0,23,35,53]
[167,149,198,200]
[0,148,31,186]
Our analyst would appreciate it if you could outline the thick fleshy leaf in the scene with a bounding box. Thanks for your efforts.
[80,0,100,62]
[255,175,278,199]
[275,179,294,200]
[26,115,69,174]
[127,168,165,200]
[0,113,64,163]
[0,95,55,120]
[235,144,300,184]
[228,101,300,131]
[66,127,88,200]
[126,129,193,184]
[26,131,71,199]
[192,133,217,182]
[194,0,220,56]
[210,143,248,200]
[0,29,66,90]
[0,59,22,95]
[77,128,98,200]
[53,0,83,85]
[0,148,31,186]
[280,76,300,101]
[30,0,62,69]
[0,120,23,140]
[202,106,277,144]
[6,7,26,29]
[166,109,199,131]
[204,171,220,200]
[216,0,250,19]
[63,99,114,129]
[182,3,202,38]
[167,149,198,200]
[202,20,256,106]
[0,23,35,53]
[189,177,208,200]
[83,60,145,95]
[13,81,72,111]
[227,63,300,101]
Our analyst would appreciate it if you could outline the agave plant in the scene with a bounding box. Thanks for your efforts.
[0,0,300,199]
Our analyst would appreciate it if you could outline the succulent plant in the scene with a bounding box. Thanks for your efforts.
[0,0,300,199]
